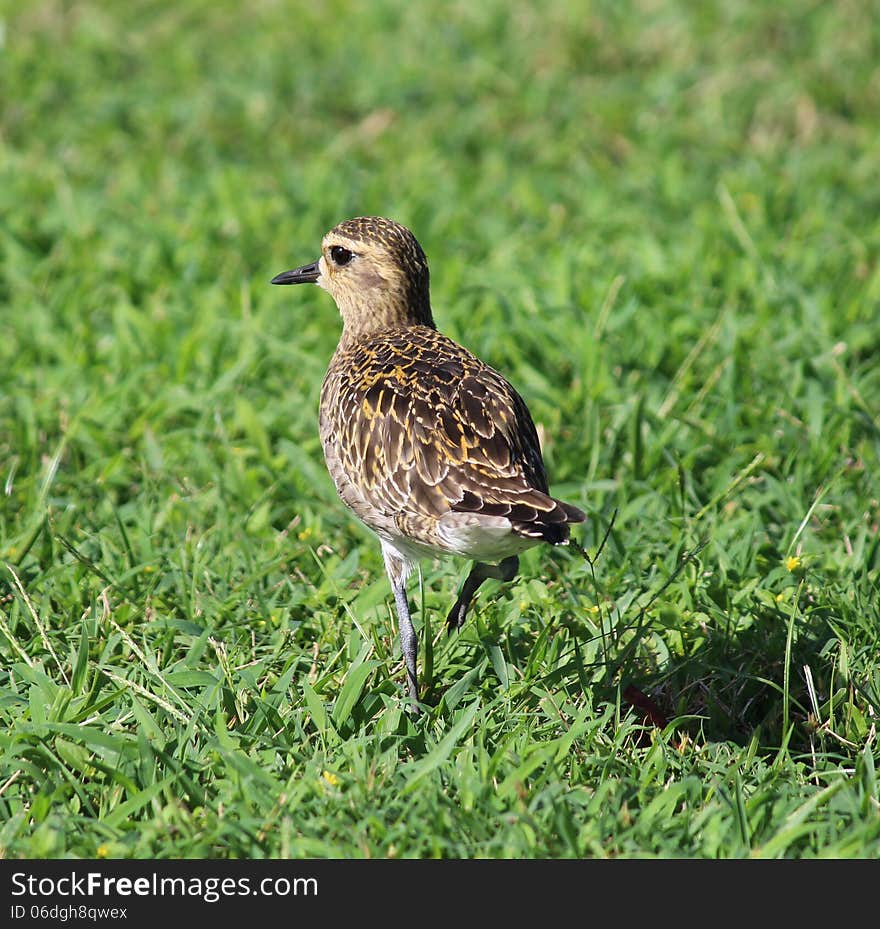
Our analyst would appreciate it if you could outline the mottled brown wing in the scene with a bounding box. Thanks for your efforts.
[321,327,582,541]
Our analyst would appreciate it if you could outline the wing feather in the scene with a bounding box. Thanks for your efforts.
[319,326,584,546]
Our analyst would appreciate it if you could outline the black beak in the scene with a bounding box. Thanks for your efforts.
[271,259,320,285]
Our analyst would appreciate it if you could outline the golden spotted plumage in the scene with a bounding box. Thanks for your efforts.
[272,217,585,709]
[320,325,580,551]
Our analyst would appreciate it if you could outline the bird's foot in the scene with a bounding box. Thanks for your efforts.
[445,594,471,633]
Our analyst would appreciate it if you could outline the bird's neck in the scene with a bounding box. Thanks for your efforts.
[336,295,436,352]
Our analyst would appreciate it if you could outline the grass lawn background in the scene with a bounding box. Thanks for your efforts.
[1,0,878,857]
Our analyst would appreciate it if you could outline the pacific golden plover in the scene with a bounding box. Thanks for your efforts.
[272,217,585,707]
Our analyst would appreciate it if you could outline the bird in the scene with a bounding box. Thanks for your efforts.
[271,217,585,709]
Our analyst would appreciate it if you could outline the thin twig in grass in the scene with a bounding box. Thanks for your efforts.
[567,508,616,569]
[817,727,860,750]
[6,564,70,685]
[517,539,712,689]
[607,537,709,685]
[101,669,190,724]
[55,530,155,611]
[631,538,709,621]
[568,509,617,668]
[55,532,119,589]
[568,510,708,680]
[0,769,22,799]
[5,515,46,567]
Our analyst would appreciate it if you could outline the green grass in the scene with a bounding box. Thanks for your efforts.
[1,0,878,858]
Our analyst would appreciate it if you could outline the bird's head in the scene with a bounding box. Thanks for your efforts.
[272,217,435,340]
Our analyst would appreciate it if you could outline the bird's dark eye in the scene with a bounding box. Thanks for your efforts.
[330,246,354,266]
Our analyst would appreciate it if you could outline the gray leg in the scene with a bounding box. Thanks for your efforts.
[381,542,419,710]
[446,556,519,632]
[392,577,419,707]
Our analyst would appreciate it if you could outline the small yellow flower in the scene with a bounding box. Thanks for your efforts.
[322,770,340,787]
[298,527,313,541]
[775,592,785,603]
[96,844,109,858]
[785,555,801,572]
